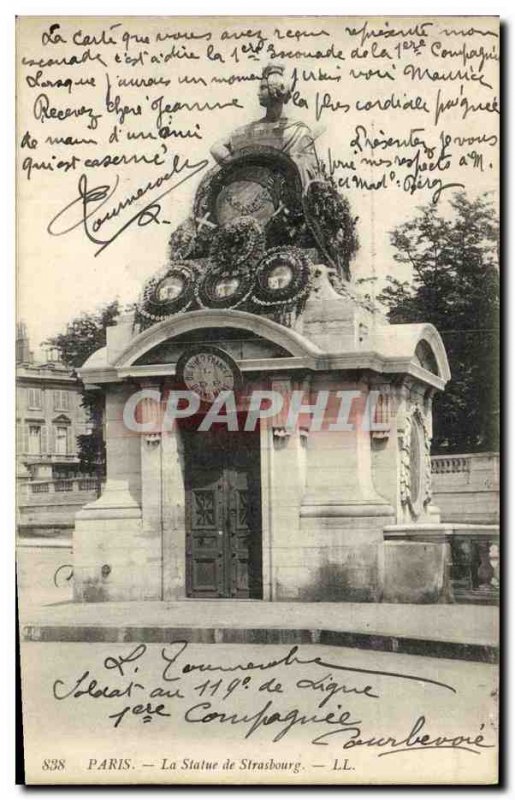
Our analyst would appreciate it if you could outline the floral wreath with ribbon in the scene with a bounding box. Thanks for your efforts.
[138,262,199,322]
[252,246,314,307]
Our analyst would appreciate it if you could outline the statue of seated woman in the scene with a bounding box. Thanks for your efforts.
[210,62,323,188]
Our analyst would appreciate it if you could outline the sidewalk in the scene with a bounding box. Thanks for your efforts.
[20,599,499,663]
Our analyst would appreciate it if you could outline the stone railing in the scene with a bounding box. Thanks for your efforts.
[449,528,500,604]
[17,477,101,538]
[22,454,79,464]
[22,478,100,497]
[431,456,470,474]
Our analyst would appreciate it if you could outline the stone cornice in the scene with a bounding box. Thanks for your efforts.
[77,308,449,392]
[79,351,446,390]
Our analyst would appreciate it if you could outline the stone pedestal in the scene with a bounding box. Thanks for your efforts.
[381,541,448,604]
[74,286,451,604]
[74,479,145,601]
[73,385,154,602]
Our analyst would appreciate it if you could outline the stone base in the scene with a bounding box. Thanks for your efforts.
[73,480,161,602]
[274,505,394,602]
[73,520,163,602]
[381,541,448,603]
[382,522,499,604]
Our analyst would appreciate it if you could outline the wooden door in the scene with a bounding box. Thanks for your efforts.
[184,426,262,598]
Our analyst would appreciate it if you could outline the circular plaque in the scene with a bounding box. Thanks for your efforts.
[216,179,276,227]
[176,346,241,403]
[193,153,304,234]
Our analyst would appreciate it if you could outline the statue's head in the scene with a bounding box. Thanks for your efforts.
[258,63,292,108]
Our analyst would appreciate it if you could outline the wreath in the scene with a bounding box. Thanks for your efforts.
[252,247,313,307]
[209,216,265,275]
[195,264,254,310]
[167,218,197,261]
[304,180,359,279]
[138,262,198,322]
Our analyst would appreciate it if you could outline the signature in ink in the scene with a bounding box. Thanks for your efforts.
[185,700,495,755]
[161,640,457,694]
[46,155,208,256]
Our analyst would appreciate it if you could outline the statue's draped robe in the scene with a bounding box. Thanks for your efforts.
[225,117,321,188]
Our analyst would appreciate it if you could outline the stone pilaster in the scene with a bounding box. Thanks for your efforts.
[161,428,187,600]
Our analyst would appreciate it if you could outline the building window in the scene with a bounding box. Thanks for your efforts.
[27,387,42,410]
[54,425,69,455]
[28,425,42,455]
[53,390,70,411]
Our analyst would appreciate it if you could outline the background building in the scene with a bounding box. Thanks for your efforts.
[16,322,97,538]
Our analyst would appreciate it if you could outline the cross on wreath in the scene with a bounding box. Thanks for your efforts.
[270,201,286,219]
[195,212,217,232]
[270,201,297,239]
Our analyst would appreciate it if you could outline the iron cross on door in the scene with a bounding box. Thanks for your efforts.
[184,426,262,599]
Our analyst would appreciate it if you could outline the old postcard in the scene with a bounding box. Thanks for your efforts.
[16,15,500,785]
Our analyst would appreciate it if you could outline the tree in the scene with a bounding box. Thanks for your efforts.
[46,300,121,369]
[379,192,499,454]
[45,300,122,478]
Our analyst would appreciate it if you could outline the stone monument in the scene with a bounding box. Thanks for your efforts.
[74,64,451,604]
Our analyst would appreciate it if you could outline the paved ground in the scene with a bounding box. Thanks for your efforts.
[21,598,497,644]
[20,598,499,662]
[18,545,499,784]
[17,540,73,607]
[17,543,499,661]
